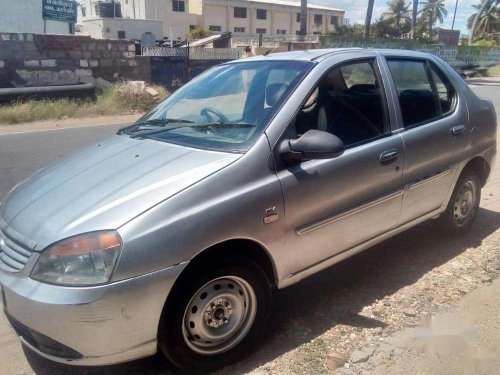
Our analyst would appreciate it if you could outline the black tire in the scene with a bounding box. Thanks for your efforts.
[438,169,481,234]
[158,256,272,373]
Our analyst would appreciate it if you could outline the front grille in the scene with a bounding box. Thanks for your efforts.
[0,226,33,272]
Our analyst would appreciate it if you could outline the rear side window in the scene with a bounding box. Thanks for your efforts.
[429,63,456,114]
[387,59,440,127]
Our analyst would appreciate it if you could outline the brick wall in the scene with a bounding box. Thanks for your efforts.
[0,33,151,88]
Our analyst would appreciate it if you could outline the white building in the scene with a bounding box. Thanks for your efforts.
[191,0,344,37]
[0,0,75,34]
[79,17,163,40]
[78,0,197,40]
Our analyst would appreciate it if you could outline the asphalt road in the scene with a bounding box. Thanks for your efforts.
[0,85,497,200]
[0,123,125,198]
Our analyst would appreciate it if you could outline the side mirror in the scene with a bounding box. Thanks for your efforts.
[282,129,344,162]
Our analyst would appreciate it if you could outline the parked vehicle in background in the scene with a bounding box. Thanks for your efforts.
[0,49,496,373]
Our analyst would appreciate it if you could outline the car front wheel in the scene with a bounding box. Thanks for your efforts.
[158,256,271,372]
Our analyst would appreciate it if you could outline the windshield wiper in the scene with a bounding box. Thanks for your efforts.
[118,118,195,135]
[127,122,256,139]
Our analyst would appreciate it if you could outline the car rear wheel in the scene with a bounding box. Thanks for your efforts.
[158,256,271,372]
[439,169,481,234]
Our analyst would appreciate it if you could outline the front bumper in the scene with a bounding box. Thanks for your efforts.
[0,262,187,366]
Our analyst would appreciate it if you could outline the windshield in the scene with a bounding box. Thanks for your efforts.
[119,60,313,152]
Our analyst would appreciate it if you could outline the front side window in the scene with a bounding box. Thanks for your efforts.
[234,7,247,18]
[172,0,185,12]
[387,59,453,127]
[120,61,312,152]
[294,59,388,147]
[256,9,267,20]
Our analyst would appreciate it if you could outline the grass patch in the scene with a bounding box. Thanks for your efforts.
[487,65,500,76]
[0,82,168,125]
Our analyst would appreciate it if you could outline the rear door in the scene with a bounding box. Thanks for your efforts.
[383,56,468,223]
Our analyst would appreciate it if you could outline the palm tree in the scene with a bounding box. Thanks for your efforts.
[411,0,418,39]
[365,0,376,38]
[468,0,499,43]
[419,0,448,34]
[382,0,412,37]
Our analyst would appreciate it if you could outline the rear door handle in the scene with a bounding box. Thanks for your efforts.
[450,125,466,136]
[380,150,399,164]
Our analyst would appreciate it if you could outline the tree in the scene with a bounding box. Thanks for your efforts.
[419,0,448,34]
[468,0,499,43]
[188,27,210,39]
[365,0,376,38]
[381,0,412,37]
[331,24,365,38]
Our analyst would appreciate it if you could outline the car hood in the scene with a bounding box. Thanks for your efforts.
[0,135,240,251]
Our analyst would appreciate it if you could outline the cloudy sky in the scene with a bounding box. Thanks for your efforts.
[310,0,479,35]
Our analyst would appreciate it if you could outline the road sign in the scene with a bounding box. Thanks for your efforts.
[42,0,77,23]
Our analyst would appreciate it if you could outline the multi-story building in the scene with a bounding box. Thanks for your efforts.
[77,0,345,40]
[191,0,344,37]
[78,0,197,40]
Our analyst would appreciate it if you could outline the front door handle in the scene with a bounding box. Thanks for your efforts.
[450,125,466,136]
[380,150,399,164]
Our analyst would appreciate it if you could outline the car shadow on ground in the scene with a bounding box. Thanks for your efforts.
[24,207,500,375]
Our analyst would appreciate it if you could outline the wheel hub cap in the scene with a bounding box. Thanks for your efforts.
[454,180,476,226]
[205,299,232,327]
[182,276,257,355]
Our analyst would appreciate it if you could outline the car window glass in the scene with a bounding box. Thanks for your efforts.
[430,63,456,114]
[131,61,312,152]
[265,68,302,109]
[294,59,388,147]
[340,62,376,89]
[387,59,440,127]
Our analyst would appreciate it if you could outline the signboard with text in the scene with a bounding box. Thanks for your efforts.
[42,0,77,23]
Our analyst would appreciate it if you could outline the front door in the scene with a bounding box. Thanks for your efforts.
[274,57,404,276]
[383,57,468,223]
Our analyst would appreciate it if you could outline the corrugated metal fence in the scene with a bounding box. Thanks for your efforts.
[142,46,241,60]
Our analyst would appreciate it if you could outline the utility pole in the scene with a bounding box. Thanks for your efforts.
[411,0,418,39]
[300,0,307,40]
[113,0,116,18]
[451,0,459,30]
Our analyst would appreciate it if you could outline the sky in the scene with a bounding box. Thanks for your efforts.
[310,0,479,36]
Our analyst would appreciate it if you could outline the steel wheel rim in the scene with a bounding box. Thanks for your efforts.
[182,276,257,355]
[454,180,476,226]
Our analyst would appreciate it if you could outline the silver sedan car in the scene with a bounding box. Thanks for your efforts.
[0,49,496,372]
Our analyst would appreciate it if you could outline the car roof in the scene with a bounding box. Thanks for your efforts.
[230,48,432,63]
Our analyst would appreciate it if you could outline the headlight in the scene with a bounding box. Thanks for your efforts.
[31,231,121,286]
